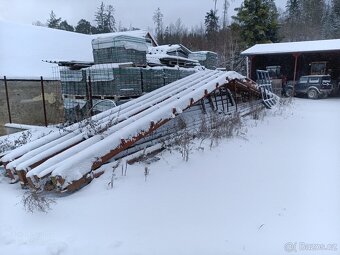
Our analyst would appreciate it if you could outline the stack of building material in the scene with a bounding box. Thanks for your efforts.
[86,65,115,96]
[163,67,180,85]
[142,67,165,92]
[142,67,197,92]
[60,68,89,122]
[147,45,199,68]
[86,65,143,97]
[60,68,87,96]
[149,44,191,58]
[111,67,143,97]
[92,35,148,66]
[179,68,196,79]
[63,98,89,123]
[189,51,218,70]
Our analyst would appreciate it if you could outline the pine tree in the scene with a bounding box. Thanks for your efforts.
[321,3,335,39]
[222,0,230,29]
[47,10,61,29]
[104,4,116,32]
[333,0,340,15]
[284,0,303,41]
[331,0,340,37]
[205,10,219,51]
[300,0,325,39]
[205,10,219,35]
[95,2,116,33]
[75,19,92,34]
[95,2,106,33]
[232,0,279,47]
[59,20,74,32]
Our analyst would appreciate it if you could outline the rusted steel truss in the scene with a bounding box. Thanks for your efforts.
[2,76,264,193]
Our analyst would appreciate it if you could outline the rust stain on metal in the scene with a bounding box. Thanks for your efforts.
[3,77,264,193]
[56,79,265,192]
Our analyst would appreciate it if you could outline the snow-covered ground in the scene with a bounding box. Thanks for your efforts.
[0,98,339,255]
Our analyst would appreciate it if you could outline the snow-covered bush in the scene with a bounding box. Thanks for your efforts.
[21,190,56,213]
[0,130,32,155]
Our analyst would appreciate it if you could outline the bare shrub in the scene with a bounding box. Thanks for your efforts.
[144,166,150,182]
[248,100,266,121]
[209,112,242,148]
[0,130,33,155]
[273,97,294,116]
[169,112,244,159]
[173,128,194,162]
[108,161,120,189]
[75,106,121,138]
[21,190,56,213]
[121,161,128,176]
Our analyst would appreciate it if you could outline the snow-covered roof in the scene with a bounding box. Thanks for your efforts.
[147,53,198,65]
[149,44,191,55]
[92,35,148,52]
[0,20,94,78]
[241,39,340,56]
[0,21,157,78]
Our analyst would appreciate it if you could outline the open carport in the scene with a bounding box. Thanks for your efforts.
[241,39,340,95]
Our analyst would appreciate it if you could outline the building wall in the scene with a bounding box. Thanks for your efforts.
[0,79,64,127]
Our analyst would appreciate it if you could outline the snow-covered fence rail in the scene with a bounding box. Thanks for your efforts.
[1,70,271,193]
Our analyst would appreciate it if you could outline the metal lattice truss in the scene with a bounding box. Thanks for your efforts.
[1,70,277,193]
[256,70,280,109]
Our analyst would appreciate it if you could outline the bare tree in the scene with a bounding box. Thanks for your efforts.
[222,0,230,28]
[153,7,164,42]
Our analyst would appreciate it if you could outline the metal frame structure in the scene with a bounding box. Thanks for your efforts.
[1,71,274,193]
[256,70,280,109]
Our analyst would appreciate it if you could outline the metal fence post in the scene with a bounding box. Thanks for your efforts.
[87,75,93,116]
[40,76,48,127]
[4,76,12,123]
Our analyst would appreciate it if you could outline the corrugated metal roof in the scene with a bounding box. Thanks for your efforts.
[241,39,340,56]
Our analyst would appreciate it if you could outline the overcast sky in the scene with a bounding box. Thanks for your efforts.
[0,0,286,31]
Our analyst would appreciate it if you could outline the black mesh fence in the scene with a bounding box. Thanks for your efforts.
[0,75,63,129]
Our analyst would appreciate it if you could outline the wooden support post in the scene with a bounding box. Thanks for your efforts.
[224,85,230,111]
[4,76,12,123]
[248,56,254,79]
[40,76,48,127]
[219,88,225,112]
[234,82,238,111]
[200,99,207,114]
[213,91,218,110]
[293,53,300,96]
